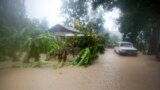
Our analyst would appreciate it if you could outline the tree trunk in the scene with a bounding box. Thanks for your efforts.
[148,27,160,55]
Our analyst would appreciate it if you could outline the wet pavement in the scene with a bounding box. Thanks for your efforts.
[0,49,160,90]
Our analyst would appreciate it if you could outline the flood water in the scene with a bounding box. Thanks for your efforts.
[0,49,160,90]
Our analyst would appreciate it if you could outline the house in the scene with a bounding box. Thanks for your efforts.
[49,24,83,40]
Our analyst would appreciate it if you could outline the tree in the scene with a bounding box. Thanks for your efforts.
[88,6,105,35]
[61,0,106,35]
[0,0,26,60]
[0,0,49,60]
[0,0,26,26]
[92,0,160,54]
[61,0,88,26]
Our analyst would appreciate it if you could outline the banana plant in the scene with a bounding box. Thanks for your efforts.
[72,47,91,66]
[23,32,63,62]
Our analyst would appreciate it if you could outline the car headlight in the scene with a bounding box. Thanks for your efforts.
[120,49,125,52]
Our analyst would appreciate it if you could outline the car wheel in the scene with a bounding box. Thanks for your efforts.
[118,51,122,55]
[133,53,138,56]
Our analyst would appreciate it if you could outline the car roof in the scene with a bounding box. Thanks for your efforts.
[118,41,132,44]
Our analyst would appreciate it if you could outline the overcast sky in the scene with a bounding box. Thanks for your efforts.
[103,8,122,40]
[103,8,121,32]
[25,0,65,27]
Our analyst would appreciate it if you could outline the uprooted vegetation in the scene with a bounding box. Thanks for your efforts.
[0,25,107,68]
[0,0,108,68]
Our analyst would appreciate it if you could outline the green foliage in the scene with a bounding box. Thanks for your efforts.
[137,41,149,53]
[0,0,26,60]
[66,35,79,47]
[22,61,51,68]
[61,0,105,35]
[0,20,49,61]
[72,48,91,66]
[61,0,88,25]
[24,33,62,62]
[71,35,106,66]
[68,22,107,67]
[91,36,106,54]
[0,0,50,61]
[77,36,94,48]
[92,0,160,51]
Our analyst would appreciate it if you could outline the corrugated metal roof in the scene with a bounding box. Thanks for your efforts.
[61,25,80,33]
[54,33,84,37]
[49,24,80,33]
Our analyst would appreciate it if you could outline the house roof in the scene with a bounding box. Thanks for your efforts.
[49,24,80,33]
[54,33,84,37]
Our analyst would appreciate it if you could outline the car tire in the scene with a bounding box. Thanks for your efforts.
[133,53,138,56]
[118,51,122,55]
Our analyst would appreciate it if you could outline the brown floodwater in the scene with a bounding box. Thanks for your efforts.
[0,49,160,90]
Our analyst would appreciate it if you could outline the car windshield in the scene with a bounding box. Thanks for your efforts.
[120,43,133,47]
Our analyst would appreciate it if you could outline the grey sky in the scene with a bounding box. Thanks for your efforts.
[25,0,64,27]
[103,8,122,40]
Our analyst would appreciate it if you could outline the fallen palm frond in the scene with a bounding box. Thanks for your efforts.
[71,48,90,66]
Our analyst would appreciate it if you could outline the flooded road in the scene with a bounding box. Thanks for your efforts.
[0,49,160,90]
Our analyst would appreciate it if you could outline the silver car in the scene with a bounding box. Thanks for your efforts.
[114,42,138,56]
